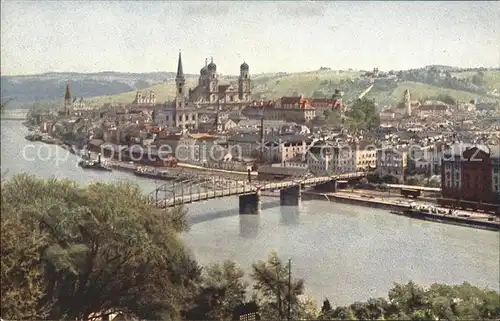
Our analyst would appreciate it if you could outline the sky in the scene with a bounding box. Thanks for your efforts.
[1,1,499,76]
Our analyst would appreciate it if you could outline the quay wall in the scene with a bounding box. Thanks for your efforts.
[302,192,499,232]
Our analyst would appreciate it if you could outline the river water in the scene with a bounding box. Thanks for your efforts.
[1,112,499,305]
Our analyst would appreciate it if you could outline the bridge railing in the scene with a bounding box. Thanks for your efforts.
[148,171,368,207]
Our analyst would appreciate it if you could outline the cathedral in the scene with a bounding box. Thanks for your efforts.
[189,57,251,105]
[155,51,251,130]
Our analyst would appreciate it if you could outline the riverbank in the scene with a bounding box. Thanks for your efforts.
[34,138,499,232]
[301,191,499,232]
[89,156,500,232]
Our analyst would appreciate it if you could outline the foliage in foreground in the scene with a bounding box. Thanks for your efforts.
[1,174,499,320]
[1,174,200,320]
[318,281,500,320]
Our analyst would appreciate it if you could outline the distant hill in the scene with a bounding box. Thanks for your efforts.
[0,71,193,107]
[1,67,499,110]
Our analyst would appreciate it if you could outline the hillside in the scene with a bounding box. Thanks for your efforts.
[86,70,367,106]
[366,81,490,107]
[2,68,499,110]
[0,71,191,107]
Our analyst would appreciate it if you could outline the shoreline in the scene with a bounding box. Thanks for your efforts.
[301,192,499,232]
[259,191,499,232]
[38,140,500,232]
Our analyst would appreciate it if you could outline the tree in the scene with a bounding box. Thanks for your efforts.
[346,98,380,130]
[433,93,457,106]
[320,282,500,321]
[312,90,324,98]
[1,174,201,320]
[184,260,248,320]
[324,108,342,127]
[471,72,486,87]
[251,251,305,320]
[321,298,332,314]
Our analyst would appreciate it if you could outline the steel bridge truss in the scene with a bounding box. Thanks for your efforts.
[147,173,253,208]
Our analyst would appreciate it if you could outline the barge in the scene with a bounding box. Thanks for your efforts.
[397,204,500,232]
[78,154,112,172]
[134,167,177,181]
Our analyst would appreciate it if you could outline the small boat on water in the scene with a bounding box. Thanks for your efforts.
[25,133,42,141]
[134,166,174,180]
[79,150,92,160]
[78,154,112,172]
[41,135,60,145]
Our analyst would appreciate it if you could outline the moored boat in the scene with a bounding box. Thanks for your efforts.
[78,154,112,172]
[134,167,175,181]
[78,160,112,171]
[25,133,42,141]
[41,135,60,145]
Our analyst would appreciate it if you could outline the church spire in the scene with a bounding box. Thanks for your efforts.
[176,50,184,79]
[64,84,71,100]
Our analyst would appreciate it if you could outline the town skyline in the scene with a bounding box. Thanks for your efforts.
[1,1,499,76]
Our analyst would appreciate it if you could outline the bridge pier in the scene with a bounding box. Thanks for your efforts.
[313,179,337,193]
[280,185,301,206]
[280,206,300,225]
[239,191,261,215]
[239,215,260,238]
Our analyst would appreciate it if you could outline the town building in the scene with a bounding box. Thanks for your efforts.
[417,100,450,119]
[262,135,308,163]
[439,144,500,211]
[242,96,316,124]
[131,91,156,107]
[375,147,408,182]
[407,143,446,176]
[354,141,377,171]
[305,140,356,175]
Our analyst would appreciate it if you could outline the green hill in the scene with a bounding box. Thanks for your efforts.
[366,81,488,107]
[88,69,499,108]
[86,70,366,106]
[6,68,499,111]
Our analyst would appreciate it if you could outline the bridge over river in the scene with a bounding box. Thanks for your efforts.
[148,171,367,214]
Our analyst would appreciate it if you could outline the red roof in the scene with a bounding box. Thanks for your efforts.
[281,96,304,104]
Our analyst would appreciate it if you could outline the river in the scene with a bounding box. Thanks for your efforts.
[1,112,499,305]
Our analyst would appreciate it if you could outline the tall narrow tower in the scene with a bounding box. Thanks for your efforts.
[404,89,411,116]
[238,62,251,101]
[207,57,218,104]
[64,84,72,116]
[175,50,185,109]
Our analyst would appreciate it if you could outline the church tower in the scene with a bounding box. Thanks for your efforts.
[175,50,185,109]
[404,89,411,116]
[199,58,208,87]
[64,84,72,116]
[238,62,251,101]
[207,57,218,104]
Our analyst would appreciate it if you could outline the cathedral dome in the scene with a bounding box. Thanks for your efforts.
[207,58,216,71]
[200,66,208,75]
[240,61,249,71]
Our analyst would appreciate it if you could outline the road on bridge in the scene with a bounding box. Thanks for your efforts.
[150,171,367,208]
